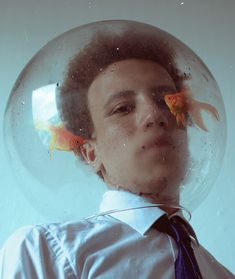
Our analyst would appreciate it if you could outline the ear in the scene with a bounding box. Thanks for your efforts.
[80,140,102,173]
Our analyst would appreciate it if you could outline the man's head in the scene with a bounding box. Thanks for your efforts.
[58,27,188,203]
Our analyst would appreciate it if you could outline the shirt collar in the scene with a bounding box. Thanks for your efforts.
[99,190,183,235]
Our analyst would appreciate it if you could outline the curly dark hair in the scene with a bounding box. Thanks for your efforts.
[57,25,186,160]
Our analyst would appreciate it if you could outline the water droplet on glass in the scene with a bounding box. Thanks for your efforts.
[21,101,25,105]
[180,1,184,5]
[216,209,222,216]
[88,0,95,8]
[24,31,29,42]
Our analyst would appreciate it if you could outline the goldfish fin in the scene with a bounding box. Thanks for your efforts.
[190,107,208,132]
[176,113,187,127]
[49,133,57,160]
[189,100,219,131]
[34,120,50,131]
[197,101,220,120]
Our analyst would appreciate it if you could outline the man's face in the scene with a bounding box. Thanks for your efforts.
[85,59,188,203]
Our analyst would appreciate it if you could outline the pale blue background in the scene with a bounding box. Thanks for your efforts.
[0,0,234,273]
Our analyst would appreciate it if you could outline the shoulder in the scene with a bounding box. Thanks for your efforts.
[1,216,120,251]
[195,243,235,278]
[0,217,126,278]
[0,220,95,279]
[0,218,95,255]
[0,225,51,278]
[0,225,41,255]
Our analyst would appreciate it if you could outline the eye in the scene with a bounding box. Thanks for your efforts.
[152,94,168,109]
[112,104,135,115]
[157,96,167,105]
[151,87,176,109]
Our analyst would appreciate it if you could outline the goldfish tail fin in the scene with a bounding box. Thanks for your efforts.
[49,135,56,160]
[198,102,220,120]
[34,120,50,131]
[190,100,219,132]
[176,113,187,127]
[190,108,208,132]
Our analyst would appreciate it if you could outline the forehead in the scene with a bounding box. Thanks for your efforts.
[87,59,175,107]
[95,59,173,86]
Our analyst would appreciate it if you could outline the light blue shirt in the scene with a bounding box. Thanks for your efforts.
[0,190,234,278]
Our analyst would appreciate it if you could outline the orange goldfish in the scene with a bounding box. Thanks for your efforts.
[35,121,85,159]
[164,86,219,131]
[164,92,188,127]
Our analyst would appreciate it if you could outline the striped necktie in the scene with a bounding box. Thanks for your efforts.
[154,215,203,279]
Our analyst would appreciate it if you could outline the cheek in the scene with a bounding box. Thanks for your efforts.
[97,121,134,160]
[173,129,189,164]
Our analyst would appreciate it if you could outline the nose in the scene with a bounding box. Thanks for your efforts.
[137,100,169,131]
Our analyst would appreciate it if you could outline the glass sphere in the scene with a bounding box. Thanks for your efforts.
[3,20,226,219]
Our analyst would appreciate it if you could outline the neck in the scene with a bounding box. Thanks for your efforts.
[139,192,180,215]
[106,185,180,215]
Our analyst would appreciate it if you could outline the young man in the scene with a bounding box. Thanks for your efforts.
[0,25,234,278]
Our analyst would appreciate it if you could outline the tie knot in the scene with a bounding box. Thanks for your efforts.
[154,215,193,245]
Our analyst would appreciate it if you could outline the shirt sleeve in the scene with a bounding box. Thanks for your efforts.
[0,225,76,279]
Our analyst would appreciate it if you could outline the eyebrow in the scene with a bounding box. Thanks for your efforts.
[103,90,136,111]
[103,85,176,111]
[150,85,176,94]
